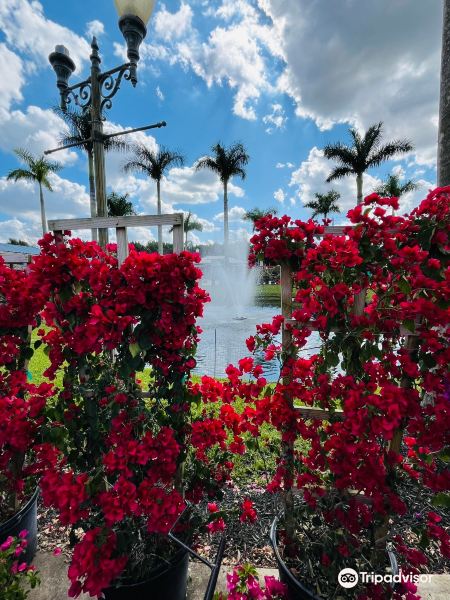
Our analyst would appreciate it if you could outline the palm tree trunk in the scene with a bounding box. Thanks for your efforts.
[223,179,229,253]
[356,173,363,204]
[438,0,450,186]
[88,151,97,242]
[39,182,47,237]
[157,179,163,255]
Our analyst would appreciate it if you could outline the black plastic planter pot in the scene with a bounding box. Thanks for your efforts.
[269,517,320,600]
[0,488,38,565]
[270,517,399,600]
[103,547,189,600]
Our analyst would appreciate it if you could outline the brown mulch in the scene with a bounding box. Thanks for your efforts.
[36,478,448,574]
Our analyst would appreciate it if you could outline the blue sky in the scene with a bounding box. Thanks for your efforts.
[0,0,441,245]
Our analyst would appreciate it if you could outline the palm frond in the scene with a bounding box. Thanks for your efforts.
[13,148,35,168]
[53,106,92,152]
[375,173,419,198]
[41,178,54,192]
[304,201,319,211]
[45,160,62,173]
[401,180,420,194]
[122,159,152,176]
[323,143,357,168]
[6,168,35,182]
[361,122,383,156]
[367,139,413,168]
[196,142,249,183]
[123,143,184,182]
[104,137,130,154]
[326,166,354,182]
[195,156,222,174]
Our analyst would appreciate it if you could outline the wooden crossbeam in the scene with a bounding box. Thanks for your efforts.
[48,214,183,230]
[317,225,347,236]
[0,252,31,264]
[295,406,344,420]
[285,319,417,337]
[49,213,185,266]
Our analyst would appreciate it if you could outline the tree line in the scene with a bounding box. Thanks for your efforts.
[6,108,419,248]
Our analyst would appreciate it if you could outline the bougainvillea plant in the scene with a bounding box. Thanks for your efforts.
[0,531,40,600]
[27,234,240,597]
[215,564,288,599]
[199,187,450,599]
[0,258,52,520]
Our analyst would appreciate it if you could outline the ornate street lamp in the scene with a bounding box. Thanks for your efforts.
[48,0,159,247]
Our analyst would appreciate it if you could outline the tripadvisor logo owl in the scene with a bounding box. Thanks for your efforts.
[338,568,359,588]
[338,568,433,588]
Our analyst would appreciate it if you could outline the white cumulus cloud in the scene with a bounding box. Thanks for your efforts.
[214,205,247,222]
[260,0,441,166]
[263,103,287,133]
[273,188,285,203]
[86,20,105,39]
[0,44,24,111]
[0,0,91,74]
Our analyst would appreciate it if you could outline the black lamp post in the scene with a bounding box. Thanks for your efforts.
[48,0,157,247]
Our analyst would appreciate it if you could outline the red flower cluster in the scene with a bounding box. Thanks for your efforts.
[19,234,239,596]
[0,259,52,510]
[211,187,450,594]
[218,564,287,599]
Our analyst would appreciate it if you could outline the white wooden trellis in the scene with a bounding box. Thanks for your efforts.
[278,224,419,544]
[0,253,32,268]
[48,213,185,266]
[279,225,417,422]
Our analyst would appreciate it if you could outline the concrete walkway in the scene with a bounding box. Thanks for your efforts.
[29,552,449,599]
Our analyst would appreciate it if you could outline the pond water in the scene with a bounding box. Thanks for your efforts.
[193,303,321,381]
[193,303,279,380]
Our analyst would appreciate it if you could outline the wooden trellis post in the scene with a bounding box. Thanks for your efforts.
[48,213,185,266]
[280,260,295,540]
[278,225,420,551]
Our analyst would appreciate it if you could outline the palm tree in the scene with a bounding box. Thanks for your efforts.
[305,191,340,222]
[323,122,413,204]
[195,142,249,250]
[244,207,278,230]
[107,192,135,216]
[123,145,184,254]
[183,212,203,249]
[170,211,203,249]
[7,148,62,236]
[374,173,419,198]
[54,106,129,240]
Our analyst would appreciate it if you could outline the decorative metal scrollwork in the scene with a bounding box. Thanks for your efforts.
[99,64,132,117]
[62,80,92,114]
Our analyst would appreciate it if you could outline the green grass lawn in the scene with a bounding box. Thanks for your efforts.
[27,333,286,484]
[28,331,60,387]
[254,284,281,307]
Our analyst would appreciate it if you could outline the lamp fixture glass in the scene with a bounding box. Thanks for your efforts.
[113,0,156,25]
[48,45,76,101]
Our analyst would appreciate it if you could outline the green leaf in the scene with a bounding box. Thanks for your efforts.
[326,351,340,368]
[438,447,450,463]
[420,353,437,369]
[398,277,411,295]
[432,493,450,509]
[402,319,415,333]
[129,342,140,358]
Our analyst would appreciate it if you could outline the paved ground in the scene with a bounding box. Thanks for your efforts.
[29,552,449,599]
